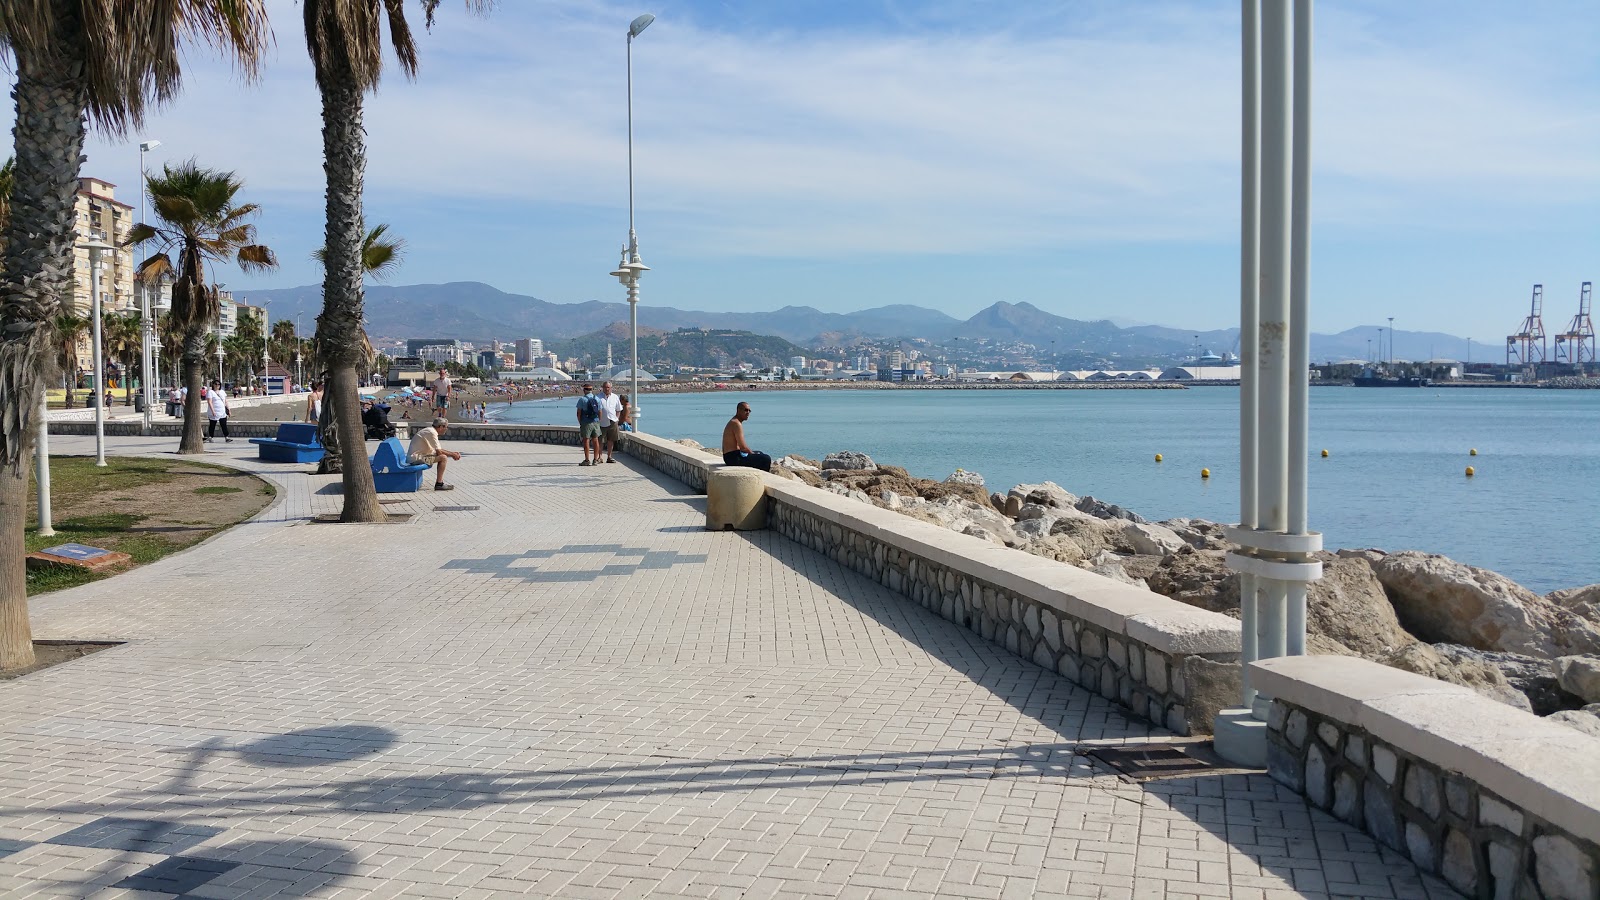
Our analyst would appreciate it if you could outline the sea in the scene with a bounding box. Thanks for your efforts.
[494,386,1599,594]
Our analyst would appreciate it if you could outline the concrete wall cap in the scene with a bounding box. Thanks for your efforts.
[1127,610,1242,655]
[1252,655,1600,842]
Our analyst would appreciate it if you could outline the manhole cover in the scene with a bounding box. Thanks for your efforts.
[1085,741,1259,782]
[433,505,480,512]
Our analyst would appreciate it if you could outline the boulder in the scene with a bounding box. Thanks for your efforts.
[1147,547,1238,614]
[1336,548,1387,565]
[1306,555,1414,659]
[1556,656,1600,704]
[1118,522,1187,556]
[1382,643,1533,712]
[1371,551,1600,657]
[1161,518,1231,550]
[961,524,1004,545]
[1426,646,1579,716]
[1549,584,1600,623]
[1088,559,1148,589]
[1075,495,1147,523]
[1047,510,1123,559]
[989,492,1008,514]
[674,438,704,449]
[821,450,874,472]
[776,455,820,473]
[946,469,986,488]
[1015,534,1091,565]
[1007,482,1077,510]
[1548,704,1600,739]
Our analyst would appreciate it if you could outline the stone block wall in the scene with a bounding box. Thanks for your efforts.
[1255,656,1600,900]
[765,491,1242,736]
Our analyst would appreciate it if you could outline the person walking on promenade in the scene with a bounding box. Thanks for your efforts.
[204,380,231,443]
[408,417,462,491]
[596,381,624,464]
[431,368,452,416]
[722,402,772,471]
[305,380,324,423]
[576,383,603,466]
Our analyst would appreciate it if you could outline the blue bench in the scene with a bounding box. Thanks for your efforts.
[371,437,431,493]
[248,422,325,464]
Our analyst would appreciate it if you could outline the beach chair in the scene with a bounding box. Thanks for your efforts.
[370,437,430,493]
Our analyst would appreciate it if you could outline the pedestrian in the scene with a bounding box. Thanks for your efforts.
[431,368,452,416]
[576,383,603,466]
[167,385,182,417]
[619,395,634,433]
[305,380,323,423]
[407,416,462,491]
[596,381,623,464]
[204,380,231,443]
[721,402,772,471]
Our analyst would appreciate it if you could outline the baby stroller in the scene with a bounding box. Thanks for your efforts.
[362,402,397,440]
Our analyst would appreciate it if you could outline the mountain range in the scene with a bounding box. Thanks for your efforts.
[234,281,1484,364]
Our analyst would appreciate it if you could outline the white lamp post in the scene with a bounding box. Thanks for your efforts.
[79,238,115,466]
[35,393,54,536]
[138,139,160,433]
[1216,0,1322,767]
[261,299,272,394]
[621,11,654,428]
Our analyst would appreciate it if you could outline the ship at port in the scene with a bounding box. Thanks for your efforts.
[1353,367,1430,387]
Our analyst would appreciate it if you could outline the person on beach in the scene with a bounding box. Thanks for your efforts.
[596,381,623,464]
[204,380,231,443]
[619,395,634,433]
[431,368,452,414]
[408,417,462,491]
[576,383,603,466]
[305,381,323,423]
[722,402,772,471]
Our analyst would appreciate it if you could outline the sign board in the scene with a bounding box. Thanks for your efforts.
[40,543,112,561]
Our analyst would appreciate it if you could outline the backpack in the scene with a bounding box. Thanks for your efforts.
[580,394,600,422]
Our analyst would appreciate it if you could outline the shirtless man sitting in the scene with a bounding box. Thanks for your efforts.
[721,402,773,471]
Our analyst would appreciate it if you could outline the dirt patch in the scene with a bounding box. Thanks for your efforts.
[0,641,122,680]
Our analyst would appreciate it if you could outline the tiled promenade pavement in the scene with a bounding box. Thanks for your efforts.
[0,436,1456,899]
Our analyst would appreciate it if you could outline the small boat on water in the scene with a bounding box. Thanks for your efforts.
[1353,368,1430,387]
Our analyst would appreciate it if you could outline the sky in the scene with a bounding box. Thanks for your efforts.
[12,0,1599,340]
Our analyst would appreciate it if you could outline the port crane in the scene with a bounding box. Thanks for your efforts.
[1553,281,1595,369]
[1505,284,1547,368]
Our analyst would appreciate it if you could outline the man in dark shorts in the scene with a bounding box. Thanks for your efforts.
[721,402,772,471]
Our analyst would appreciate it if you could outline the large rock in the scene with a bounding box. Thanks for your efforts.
[1118,522,1186,556]
[776,455,819,473]
[1307,555,1414,659]
[1147,547,1238,614]
[1371,551,1600,657]
[1556,656,1600,704]
[1548,704,1600,739]
[1047,509,1123,559]
[1382,643,1533,712]
[821,450,874,472]
[1075,495,1147,523]
[1161,518,1231,550]
[945,469,985,489]
[1550,584,1600,622]
[1428,646,1578,715]
[1007,482,1077,510]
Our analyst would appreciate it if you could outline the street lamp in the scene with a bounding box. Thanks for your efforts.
[78,238,115,466]
[619,11,654,429]
[138,139,161,433]
[1388,316,1395,364]
[261,298,272,395]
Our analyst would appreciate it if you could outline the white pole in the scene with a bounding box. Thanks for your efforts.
[35,393,54,536]
[90,246,107,466]
[627,28,641,428]
[1238,0,1261,707]
[1285,0,1315,657]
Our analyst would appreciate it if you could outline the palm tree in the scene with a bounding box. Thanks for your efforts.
[0,3,271,669]
[52,311,89,408]
[102,312,141,405]
[310,223,406,473]
[304,1,486,520]
[132,161,277,454]
[270,319,297,369]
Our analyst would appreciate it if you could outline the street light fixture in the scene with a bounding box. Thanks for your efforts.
[138,139,161,432]
[616,11,654,429]
[78,238,115,466]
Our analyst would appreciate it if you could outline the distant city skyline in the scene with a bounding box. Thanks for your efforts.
[11,0,1596,341]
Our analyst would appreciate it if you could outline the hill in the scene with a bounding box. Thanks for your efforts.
[565,323,810,371]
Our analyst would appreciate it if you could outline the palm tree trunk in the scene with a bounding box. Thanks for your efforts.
[316,396,341,474]
[318,81,383,522]
[0,15,91,670]
[179,330,207,453]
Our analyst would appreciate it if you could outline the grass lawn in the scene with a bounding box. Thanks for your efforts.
[25,456,275,595]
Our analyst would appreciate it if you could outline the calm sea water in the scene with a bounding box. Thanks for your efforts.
[497,387,1599,593]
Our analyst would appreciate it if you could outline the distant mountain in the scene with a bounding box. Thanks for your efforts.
[235,281,1485,364]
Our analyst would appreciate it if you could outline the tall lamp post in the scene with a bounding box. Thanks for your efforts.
[261,299,272,395]
[138,139,160,433]
[617,12,654,430]
[1388,316,1395,364]
[78,238,115,466]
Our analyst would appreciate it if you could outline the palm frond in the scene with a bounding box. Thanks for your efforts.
[236,244,278,272]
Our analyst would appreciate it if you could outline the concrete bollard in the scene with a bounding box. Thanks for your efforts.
[706,468,767,531]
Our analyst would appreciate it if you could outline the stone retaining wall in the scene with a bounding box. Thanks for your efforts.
[1253,656,1600,900]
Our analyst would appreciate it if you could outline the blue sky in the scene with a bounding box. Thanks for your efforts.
[19,0,1600,339]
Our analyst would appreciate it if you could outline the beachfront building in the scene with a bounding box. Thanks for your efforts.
[70,177,138,365]
[501,367,571,382]
[406,338,462,356]
[1157,365,1245,381]
[419,344,469,366]
[515,338,545,365]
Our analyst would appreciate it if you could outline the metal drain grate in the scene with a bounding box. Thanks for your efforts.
[433,505,480,512]
[1085,741,1259,782]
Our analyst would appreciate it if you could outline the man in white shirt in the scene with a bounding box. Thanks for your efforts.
[596,381,624,464]
[203,380,231,443]
[431,369,452,415]
[407,416,462,491]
